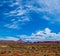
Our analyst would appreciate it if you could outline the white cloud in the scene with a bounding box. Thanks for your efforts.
[44,28,51,34]
[2,0,60,29]
[38,0,60,12]
[9,9,26,16]
[0,36,19,41]
[3,0,60,16]
[9,2,19,7]
[4,16,30,29]
[25,0,60,23]
[5,24,18,29]
[37,0,60,23]
[3,1,31,29]
[4,22,19,29]
[43,16,50,21]
[19,28,60,42]
[0,28,60,42]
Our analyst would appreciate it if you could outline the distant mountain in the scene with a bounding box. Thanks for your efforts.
[0,40,15,44]
[16,39,25,44]
[0,39,25,44]
[43,41,60,44]
[0,40,60,44]
[33,41,60,44]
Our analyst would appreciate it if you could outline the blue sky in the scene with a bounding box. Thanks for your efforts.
[0,0,60,42]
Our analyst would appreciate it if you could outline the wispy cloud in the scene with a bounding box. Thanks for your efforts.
[0,36,19,41]
[4,16,30,29]
[1,0,60,29]
[4,23,18,29]
[1,0,31,29]
[37,0,60,23]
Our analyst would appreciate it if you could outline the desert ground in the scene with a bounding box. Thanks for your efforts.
[0,43,60,56]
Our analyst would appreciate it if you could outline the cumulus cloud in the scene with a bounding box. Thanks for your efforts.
[44,28,51,34]
[19,28,60,42]
[0,28,60,42]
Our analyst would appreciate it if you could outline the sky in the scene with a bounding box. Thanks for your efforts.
[0,0,60,42]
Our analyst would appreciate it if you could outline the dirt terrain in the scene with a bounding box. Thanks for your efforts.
[0,43,60,56]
